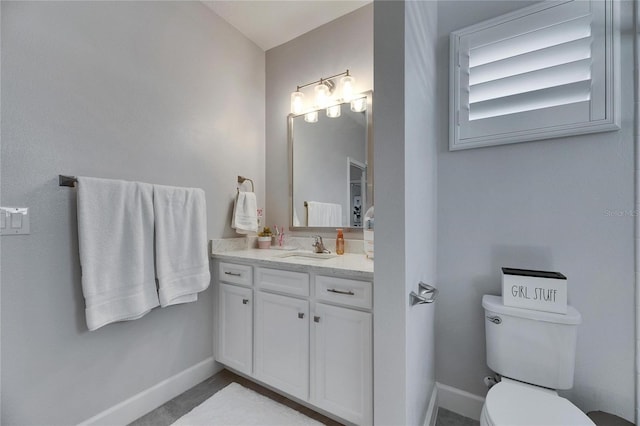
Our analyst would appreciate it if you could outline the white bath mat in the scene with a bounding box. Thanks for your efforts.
[170,382,324,426]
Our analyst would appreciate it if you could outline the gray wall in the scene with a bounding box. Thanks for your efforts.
[435,1,636,422]
[1,2,265,424]
[265,4,373,236]
[373,1,439,424]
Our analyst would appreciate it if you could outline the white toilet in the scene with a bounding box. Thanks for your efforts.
[481,295,595,426]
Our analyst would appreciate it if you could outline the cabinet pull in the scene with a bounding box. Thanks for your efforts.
[314,316,321,323]
[327,288,355,296]
[242,299,249,305]
[225,271,242,277]
[298,312,305,319]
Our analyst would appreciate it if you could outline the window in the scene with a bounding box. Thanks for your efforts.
[449,0,619,151]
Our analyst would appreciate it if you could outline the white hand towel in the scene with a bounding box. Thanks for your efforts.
[307,201,342,227]
[231,191,258,234]
[154,185,211,307]
[77,177,159,331]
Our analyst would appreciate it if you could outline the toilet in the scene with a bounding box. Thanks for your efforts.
[481,295,595,426]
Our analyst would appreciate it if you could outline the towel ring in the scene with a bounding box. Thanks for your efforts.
[237,176,254,193]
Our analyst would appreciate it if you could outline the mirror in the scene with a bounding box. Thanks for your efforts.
[288,91,373,231]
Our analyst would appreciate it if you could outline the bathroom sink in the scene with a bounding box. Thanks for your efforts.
[273,251,338,260]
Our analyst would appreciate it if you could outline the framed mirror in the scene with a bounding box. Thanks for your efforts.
[288,91,373,231]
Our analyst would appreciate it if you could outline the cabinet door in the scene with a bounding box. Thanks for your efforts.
[255,291,309,400]
[311,303,372,425]
[217,283,253,375]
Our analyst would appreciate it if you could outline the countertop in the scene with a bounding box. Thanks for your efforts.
[211,248,373,280]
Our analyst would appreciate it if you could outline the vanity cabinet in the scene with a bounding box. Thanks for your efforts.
[255,267,310,400]
[255,291,309,400]
[312,305,372,425]
[214,258,373,425]
[217,282,253,375]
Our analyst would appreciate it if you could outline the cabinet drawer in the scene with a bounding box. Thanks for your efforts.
[219,262,252,286]
[256,267,310,297]
[315,275,372,309]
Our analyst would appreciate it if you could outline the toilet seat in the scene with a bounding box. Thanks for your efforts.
[482,380,595,426]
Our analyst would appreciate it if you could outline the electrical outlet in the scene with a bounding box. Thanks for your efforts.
[0,207,30,235]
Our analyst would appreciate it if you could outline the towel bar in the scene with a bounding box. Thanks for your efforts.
[237,176,254,192]
[59,175,78,187]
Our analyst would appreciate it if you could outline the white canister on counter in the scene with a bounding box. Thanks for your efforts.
[363,206,374,259]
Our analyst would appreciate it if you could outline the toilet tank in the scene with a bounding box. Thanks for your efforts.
[482,295,582,390]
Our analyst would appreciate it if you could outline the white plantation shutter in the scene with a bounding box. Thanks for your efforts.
[449,0,619,150]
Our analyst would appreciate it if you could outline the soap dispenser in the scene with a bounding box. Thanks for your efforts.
[336,229,345,255]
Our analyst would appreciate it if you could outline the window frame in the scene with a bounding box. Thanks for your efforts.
[449,0,620,151]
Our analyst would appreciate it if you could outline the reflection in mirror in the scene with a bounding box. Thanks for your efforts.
[289,91,372,231]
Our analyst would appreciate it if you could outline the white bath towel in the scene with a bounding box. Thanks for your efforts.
[77,177,159,331]
[231,191,258,234]
[154,185,210,307]
[307,201,342,227]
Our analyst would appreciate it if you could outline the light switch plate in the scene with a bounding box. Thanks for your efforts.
[0,207,30,235]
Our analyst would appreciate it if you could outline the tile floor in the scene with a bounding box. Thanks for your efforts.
[436,408,480,426]
[129,369,479,426]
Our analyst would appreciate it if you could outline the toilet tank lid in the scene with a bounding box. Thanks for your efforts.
[482,295,582,325]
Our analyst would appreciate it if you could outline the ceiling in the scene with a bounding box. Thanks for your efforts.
[202,1,371,51]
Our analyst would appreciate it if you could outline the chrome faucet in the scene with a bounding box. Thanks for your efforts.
[312,235,330,253]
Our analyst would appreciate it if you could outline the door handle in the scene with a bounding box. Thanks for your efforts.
[410,282,438,306]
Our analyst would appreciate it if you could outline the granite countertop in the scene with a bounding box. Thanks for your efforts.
[211,248,373,279]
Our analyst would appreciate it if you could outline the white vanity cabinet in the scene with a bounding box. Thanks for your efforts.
[213,256,373,426]
[218,282,253,375]
[311,276,373,425]
[255,267,310,401]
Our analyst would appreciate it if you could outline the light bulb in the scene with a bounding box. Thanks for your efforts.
[326,104,341,118]
[291,91,304,115]
[304,111,318,123]
[350,97,367,112]
[341,75,355,101]
[314,83,330,108]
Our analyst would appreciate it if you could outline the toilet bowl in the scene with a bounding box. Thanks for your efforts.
[481,295,594,426]
[480,378,594,426]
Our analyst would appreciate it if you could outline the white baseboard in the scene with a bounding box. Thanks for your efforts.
[79,357,219,426]
[424,384,439,426]
[436,382,485,421]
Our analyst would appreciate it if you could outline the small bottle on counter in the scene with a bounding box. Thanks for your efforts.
[336,228,345,255]
[363,206,374,259]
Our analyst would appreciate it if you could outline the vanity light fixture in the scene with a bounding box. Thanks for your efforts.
[304,110,319,123]
[350,97,367,113]
[291,91,305,115]
[326,104,341,118]
[314,81,332,109]
[341,74,355,101]
[290,70,356,118]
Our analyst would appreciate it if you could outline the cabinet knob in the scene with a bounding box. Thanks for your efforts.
[314,316,320,323]
[225,271,242,277]
[242,299,249,305]
[298,312,305,319]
